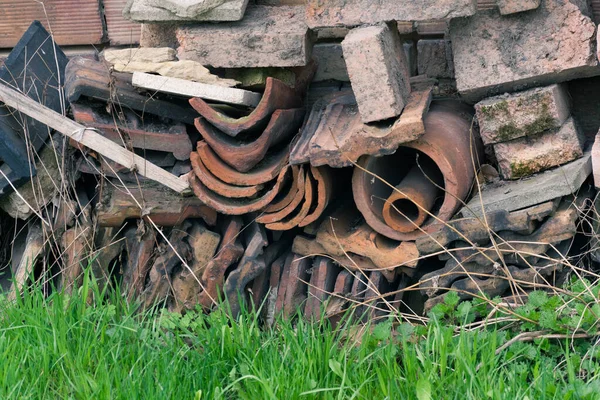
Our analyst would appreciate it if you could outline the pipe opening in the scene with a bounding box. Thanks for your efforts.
[389,198,422,229]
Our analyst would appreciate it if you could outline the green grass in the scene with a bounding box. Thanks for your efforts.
[1,275,600,399]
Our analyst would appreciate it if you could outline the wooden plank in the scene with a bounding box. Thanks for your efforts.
[0,82,189,194]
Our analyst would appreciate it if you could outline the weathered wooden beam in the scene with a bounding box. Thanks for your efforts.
[0,82,190,194]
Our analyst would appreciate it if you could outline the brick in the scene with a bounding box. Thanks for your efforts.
[312,43,349,82]
[450,0,598,101]
[475,84,571,145]
[342,24,411,123]
[461,152,591,217]
[494,118,584,180]
[128,0,249,22]
[306,0,477,28]
[417,39,454,79]
[176,6,309,68]
[497,0,540,15]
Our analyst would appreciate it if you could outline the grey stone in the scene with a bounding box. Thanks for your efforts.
[460,152,591,217]
[127,0,249,22]
[176,6,309,68]
[312,43,349,82]
[146,0,228,18]
[417,39,454,79]
[306,0,477,28]
[450,0,599,101]
[497,0,540,15]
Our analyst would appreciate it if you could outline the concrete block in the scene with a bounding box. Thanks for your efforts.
[128,0,249,22]
[132,72,262,106]
[417,39,453,79]
[592,130,600,188]
[306,0,477,28]
[450,0,598,101]
[312,43,348,82]
[494,118,584,179]
[461,152,591,218]
[342,24,411,123]
[497,0,540,15]
[475,84,571,145]
[176,6,309,68]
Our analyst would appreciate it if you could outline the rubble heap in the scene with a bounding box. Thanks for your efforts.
[1,0,599,322]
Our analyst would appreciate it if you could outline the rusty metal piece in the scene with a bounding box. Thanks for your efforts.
[198,217,245,310]
[353,101,484,241]
[315,204,419,272]
[96,183,217,227]
[290,82,433,168]
[381,164,442,233]
[415,200,559,255]
[170,222,221,313]
[282,255,312,317]
[258,166,306,224]
[305,257,341,320]
[197,141,289,186]
[189,77,303,137]
[265,172,315,231]
[65,57,197,124]
[189,163,290,215]
[122,226,157,302]
[141,223,192,310]
[71,102,192,161]
[190,151,264,198]
[264,165,301,213]
[195,108,305,172]
[299,166,334,228]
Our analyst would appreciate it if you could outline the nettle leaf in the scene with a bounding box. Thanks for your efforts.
[444,292,460,308]
[372,321,392,341]
[539,311,558,330]
[397,323,415,340]
[528,291,549,308]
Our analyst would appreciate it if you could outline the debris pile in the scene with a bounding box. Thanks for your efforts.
[1,0,599,322]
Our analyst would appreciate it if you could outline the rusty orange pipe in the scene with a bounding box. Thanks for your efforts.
[381,165,440,233]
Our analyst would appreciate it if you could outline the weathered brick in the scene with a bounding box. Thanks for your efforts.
[306,0,477,28]
[494,118,584,180]
[450,0,598,100]
[497,0,540,15]
[475,84,571,145]
[342,24,411,123]
[176,6,309,68]
[417,39,454,79]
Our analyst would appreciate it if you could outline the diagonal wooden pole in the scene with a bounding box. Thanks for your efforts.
[0,82,190,194]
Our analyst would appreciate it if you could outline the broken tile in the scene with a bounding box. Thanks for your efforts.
[342,24,411,123]
[122,226,157,301]
[461,152,591,217]
[176,6,309,68]
[132,72,260,107]
[0,21,68,197]
[306,0,477,28]
[8,222,44,301]
[475,84,571,145]
[304,257,340,320]
[494,118,584,180]
[450,0,598,100]
[146,0,231,18]
[96,182,217,227]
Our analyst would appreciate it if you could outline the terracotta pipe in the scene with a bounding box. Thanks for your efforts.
[381,164,441,233]
[352,100,484,241]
